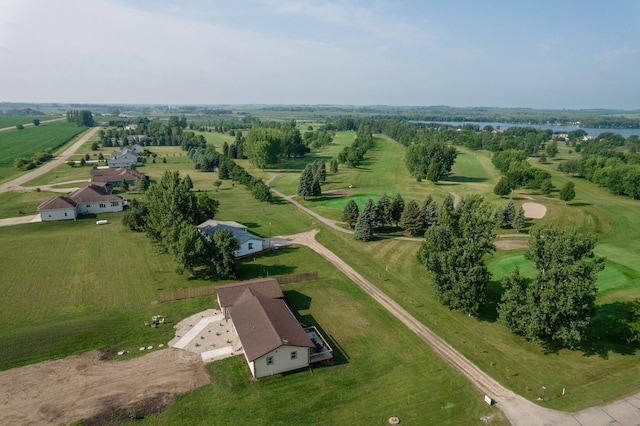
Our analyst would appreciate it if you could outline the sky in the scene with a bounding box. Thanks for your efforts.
[1,0,639,109]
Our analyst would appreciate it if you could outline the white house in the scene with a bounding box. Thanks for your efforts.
[108,147,139,168]
[37,196,78,221]
[38,183,124,221]
[198,220,265,257]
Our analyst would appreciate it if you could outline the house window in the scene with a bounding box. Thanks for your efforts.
[266,356,273,365]
[64,213,67,216]
[99,203,106,208]
[248,243,253,250]
[290,351,297,360]
[111,201,119,207]
[86,205,90,208]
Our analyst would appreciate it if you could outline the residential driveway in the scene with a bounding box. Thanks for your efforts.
[0,214,41,227]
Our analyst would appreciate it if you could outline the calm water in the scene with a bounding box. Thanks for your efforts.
[435,121,640,139]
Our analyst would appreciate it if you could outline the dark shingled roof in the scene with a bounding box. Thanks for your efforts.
[67,183,122,203]
[228,290,313,361]
[90,167,144,183]
[216,278,282,309]
[38,196,77,210]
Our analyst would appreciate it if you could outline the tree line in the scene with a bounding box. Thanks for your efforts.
[66,110,95,127]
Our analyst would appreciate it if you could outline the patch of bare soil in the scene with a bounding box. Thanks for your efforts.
[0,348,209,425]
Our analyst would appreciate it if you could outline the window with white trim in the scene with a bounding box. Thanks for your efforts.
[266,356,273,365]
[290,351,297,360]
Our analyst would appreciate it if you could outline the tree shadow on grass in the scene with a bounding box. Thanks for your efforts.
[540,302,639,357]
[477,279,504,323]
[568,202,592,207]
[445,176,488,183]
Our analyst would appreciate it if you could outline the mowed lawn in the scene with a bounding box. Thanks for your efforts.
[0,122,87,182]
[142,266,508,425]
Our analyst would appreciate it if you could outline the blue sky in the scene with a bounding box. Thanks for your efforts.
[1,0,639,109]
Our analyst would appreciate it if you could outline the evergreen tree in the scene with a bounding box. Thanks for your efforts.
[390,193,405,226]
[222,141,229,157]
[319,161,327,182]
[421,195,438,230]
[342,200,360,229]
[184,174,194,190]
[252,181,272,202]
[330,158,338,173]
[218,161,230,180]
[540,179,553,195]
[513,206,526,231]
[502,200,516,228]
[122,199,148,232]
[297,165,313,200]
[375,193,392,228]
[559,181,576,204]
[121,179,129,192]
[354,198,375,241]
[311,176,322,198]
[400,200,423,236]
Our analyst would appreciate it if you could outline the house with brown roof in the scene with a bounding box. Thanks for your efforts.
[38,183,124,221]
[216,279,333,378]
[90,167,144,188]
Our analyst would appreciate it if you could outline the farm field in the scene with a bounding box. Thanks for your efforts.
[0,116,61,129]
[0,122,87,182]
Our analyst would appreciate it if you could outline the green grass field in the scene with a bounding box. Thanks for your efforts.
[2,122,640,419]
[0,122,87,182]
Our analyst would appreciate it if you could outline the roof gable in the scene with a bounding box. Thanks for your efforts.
[228,293,313,361]
[216,278,282,308]
[68,184,123,203]
[38,196,77,211]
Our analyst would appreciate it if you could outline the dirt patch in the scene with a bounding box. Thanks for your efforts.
[81,393,173,425]
[494,240,529,250]
[521,202,547,219]
[0,348,209,425]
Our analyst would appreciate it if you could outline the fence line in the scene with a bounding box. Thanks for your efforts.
[159,271,319,302]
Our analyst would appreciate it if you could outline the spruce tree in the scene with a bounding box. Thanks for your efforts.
[330,158,338,173]
[513,206,526,231]
[421,195,438,230]
[342,199,359,229]
[390,193,405,226]
[297,165,313,200]
[311,175,322,198]
[375,193,392,228]
[354,198,375,241]
[400,200,423,236]
[319,161,327,182]
[502,200,516,228]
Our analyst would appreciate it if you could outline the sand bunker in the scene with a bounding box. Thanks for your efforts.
[522,202,547,219]
[494,240,529,250]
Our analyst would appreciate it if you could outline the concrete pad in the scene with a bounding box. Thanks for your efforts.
[602,400,640,426]
[572,408,616,426]
[171,314,224,349]
[201,346,235,363]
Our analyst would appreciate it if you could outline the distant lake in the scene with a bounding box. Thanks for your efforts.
[430,121,640,139]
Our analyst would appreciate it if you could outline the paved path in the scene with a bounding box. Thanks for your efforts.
[0,214,41,227]
[0,126,101,194]
[171,314,224,349]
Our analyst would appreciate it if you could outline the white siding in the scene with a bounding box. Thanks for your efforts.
[253,346,310,378]
[237,238,264,257]
[76,200,123,215]
[40,207,77,221]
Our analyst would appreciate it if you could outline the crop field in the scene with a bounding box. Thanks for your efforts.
[0,122,86,181]
[0,116,60,129]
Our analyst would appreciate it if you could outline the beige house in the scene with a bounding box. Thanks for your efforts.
[38,183,124,221]
[216,279,333,378]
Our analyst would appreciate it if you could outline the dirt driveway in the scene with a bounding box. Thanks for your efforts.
[0,349,209,425]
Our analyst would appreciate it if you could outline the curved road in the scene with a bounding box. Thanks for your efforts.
[0,126,101,194]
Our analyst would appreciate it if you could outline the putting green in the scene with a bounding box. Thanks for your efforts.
[488,254,630,294]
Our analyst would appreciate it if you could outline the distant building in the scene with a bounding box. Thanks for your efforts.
[90,168,144,188]
[107,147,139,168]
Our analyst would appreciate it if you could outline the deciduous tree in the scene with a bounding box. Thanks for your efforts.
[559,181,576,204]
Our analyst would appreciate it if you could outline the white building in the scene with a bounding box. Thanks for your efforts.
[38,183,124,221]
[198,220,265,257]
